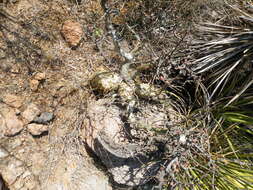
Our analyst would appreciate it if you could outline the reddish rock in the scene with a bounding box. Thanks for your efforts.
[22,103,41,123]
[27,123,48,136]
[61,20,83,47]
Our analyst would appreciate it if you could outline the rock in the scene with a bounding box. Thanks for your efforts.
[29,79,39,91]
[1,138,23,152]
[12,170,38,190]
[118,82,135,102]
[34,72,46,81]
[1,109,24,137]
[27,123,48,136]
[136,83,165,100]
[83,99,160,186]
[22,103,41,123]
[0,174,8,190]
[33,112,54,124]
[0,157,39,189]
[84,99,124,149]
[10,66,20,74]
[131,104,168,132]
[0,113,5,136]
[42,156,112,190]
[61,20,83,47]
[0,147,9,158]
[90,72,122,94]
[0,157,25,185]
[29,73,46,91]
[41,144,112,190]
[2,94,23,108]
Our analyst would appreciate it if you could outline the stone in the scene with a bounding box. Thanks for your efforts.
[33,112,54,124]
[22,103,41,123]
[29,73,46,91]
[61,20,83,47]
[0,157,39,189]
[136,83,164,100]
[0,147,9,158]
[0,174,8,190]
[83,99,159,186]
[27,123,48,136]
[0,157,25,185]
[34,72,46,81]
[2,109,24,137]
[42,156,112,190]
[84,99,123,148]
[2,94,23,108]
[118,82,135,102]
[0,112,5,135]
[90,72,122,94]
[41,144,112,190]
[133,105,168,131]
[29,79,39,91]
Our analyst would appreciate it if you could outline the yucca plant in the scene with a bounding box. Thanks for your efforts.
[176,4,253,190]
[163,93,253,189]
[192,5,253,104]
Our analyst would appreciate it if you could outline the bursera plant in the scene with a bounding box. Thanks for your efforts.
[88,0,253,189]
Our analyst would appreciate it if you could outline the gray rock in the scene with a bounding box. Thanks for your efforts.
[84,99,160,187]
[33,112,54,124]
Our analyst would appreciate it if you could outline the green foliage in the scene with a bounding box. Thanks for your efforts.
[184,4,253,190]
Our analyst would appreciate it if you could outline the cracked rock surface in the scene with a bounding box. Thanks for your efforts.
[83,99,168,186]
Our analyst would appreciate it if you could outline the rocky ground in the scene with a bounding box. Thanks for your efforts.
[0,0,116,189]
[1,0,240,189]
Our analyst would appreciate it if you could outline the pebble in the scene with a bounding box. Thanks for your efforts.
[27,123,48,136]
[33,112,54,124]
[61,20,83,47]
[0,157,38,189]
[29,72,46,91]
